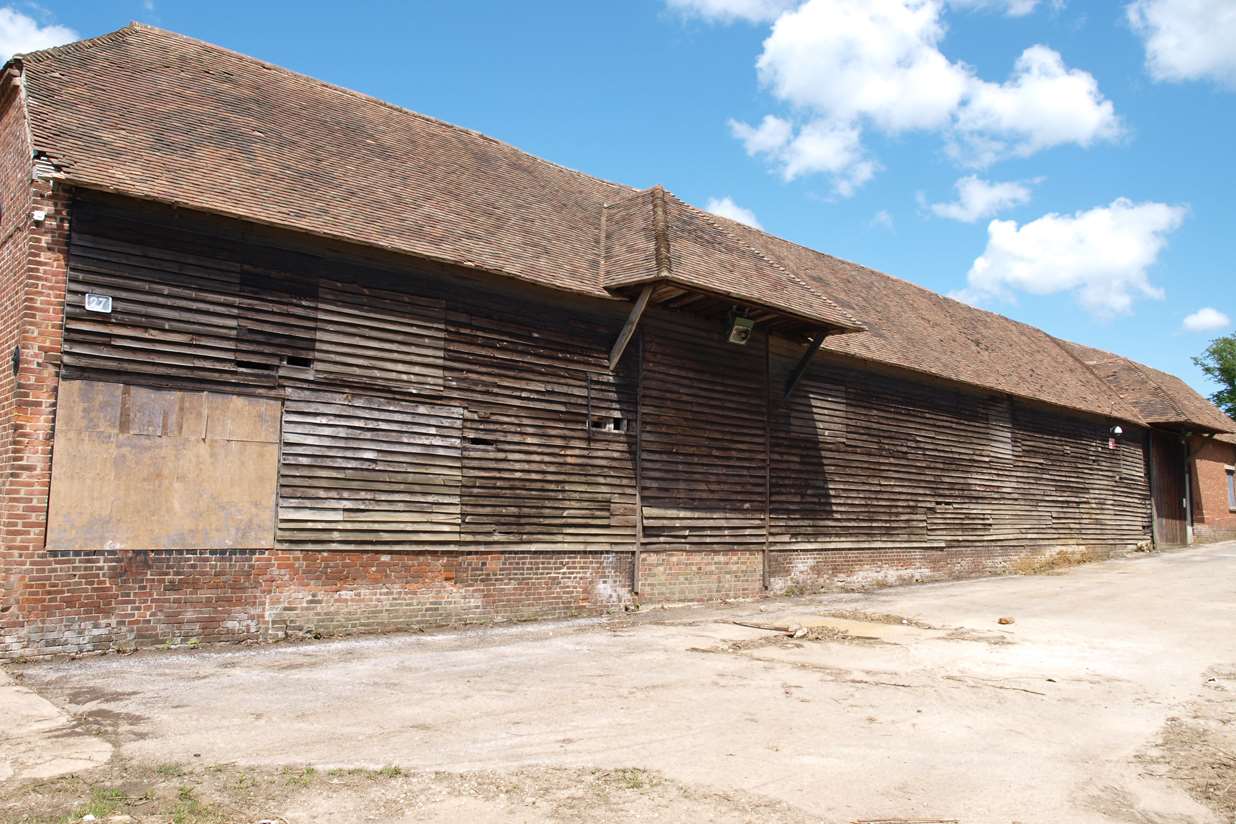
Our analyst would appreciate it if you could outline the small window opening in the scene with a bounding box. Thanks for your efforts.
[590,417,627,433]
[1227,467,1235,511]
[468,436,496,447]
[284,354,314,368]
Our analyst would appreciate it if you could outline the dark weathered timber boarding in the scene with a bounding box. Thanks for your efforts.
[51,192,1152,569]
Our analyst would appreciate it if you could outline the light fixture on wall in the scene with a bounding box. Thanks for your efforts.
[726,312,755,346]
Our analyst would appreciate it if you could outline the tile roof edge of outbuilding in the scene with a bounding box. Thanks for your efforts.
[1056,337,1236,434]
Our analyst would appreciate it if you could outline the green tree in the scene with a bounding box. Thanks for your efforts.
[1193,334,1236,418]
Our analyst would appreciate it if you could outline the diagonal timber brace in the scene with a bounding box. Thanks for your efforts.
[783,331,827,400]
[608,284,654,370]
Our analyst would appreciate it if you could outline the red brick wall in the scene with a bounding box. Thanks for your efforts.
[1191,437,1236,543]
[4,549,633,658]
[636,550,763,603]
[767,543,1127,593]
[0,73,73,651]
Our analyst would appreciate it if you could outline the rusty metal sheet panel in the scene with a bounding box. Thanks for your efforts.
[46,380,280,550]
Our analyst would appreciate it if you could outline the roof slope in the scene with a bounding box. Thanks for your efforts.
[601,187,863,331]
[1063,342,1236,433]
[16,23,1148,422]
[19,24,628,297]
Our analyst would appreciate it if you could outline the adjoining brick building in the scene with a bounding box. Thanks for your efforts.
[1,24,1233,659]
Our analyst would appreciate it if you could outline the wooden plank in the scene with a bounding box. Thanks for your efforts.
[608,284,653,370]
[276,389,464,546]
[783,331,827,400]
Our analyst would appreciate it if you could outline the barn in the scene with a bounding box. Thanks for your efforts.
[1,24,1233,659]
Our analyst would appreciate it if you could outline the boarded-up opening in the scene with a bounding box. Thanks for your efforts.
[46,380,281,550]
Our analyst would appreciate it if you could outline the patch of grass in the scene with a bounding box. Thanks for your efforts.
[598,767,656,791]
[325,765,404,780]
[170,785,221,823]
[64,786,125,821]
[280,765,317,787]
[157,762,186,777]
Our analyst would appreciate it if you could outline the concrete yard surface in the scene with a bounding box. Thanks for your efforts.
[4,542,1236,823]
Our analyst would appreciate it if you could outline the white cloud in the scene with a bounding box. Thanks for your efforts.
[720,0,1118,192]
[953,198,1187,317]
[667,0,799,23]
[871,209,895,230]
[1182,307,1232,332]
[1127,0,1236,88]
[729,116,877,195]
[929,175,1034,222]
[757,0,970,133]
[705,196,764,229]
[0,8,76,61]
[948,0,1052,16]
[953,45,1121,165]
[729,115,793,156]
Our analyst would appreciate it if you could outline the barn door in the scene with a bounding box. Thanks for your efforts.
[1150,431,1189,547]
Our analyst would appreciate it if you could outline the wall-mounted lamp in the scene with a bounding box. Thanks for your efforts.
[31,209,46,223]
[1107,424,1123,450]
[726,314,755,346]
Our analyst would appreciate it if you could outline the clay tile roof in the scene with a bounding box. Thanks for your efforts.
[1062,341,1236,434]
[601,187,863,332]
[9,23,1172,424]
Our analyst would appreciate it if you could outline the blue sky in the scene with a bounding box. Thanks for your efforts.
[5,1,1234,395]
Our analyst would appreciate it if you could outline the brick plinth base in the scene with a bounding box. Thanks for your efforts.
[2,541,1151,660]
[2,549,634,660]
[1194,525,1236,544]
[768,543,1134,593]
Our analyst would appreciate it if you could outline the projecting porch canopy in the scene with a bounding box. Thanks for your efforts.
[599,186,865,349]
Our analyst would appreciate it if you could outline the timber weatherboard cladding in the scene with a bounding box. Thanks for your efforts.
[56,193,1151,558]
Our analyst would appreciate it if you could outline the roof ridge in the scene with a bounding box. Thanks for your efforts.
[672,191,864,330]
[34,23,640,196]
[650,186,672,276]
[10,21,141,64]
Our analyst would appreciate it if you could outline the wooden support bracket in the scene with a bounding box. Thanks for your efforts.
[609,284,654,371]
[783,331,827,400]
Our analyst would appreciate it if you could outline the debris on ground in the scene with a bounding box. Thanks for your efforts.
[1137,668,1236,821]
[997,616,1015,625]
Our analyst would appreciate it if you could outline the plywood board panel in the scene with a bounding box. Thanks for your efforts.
[45,380,280,550]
